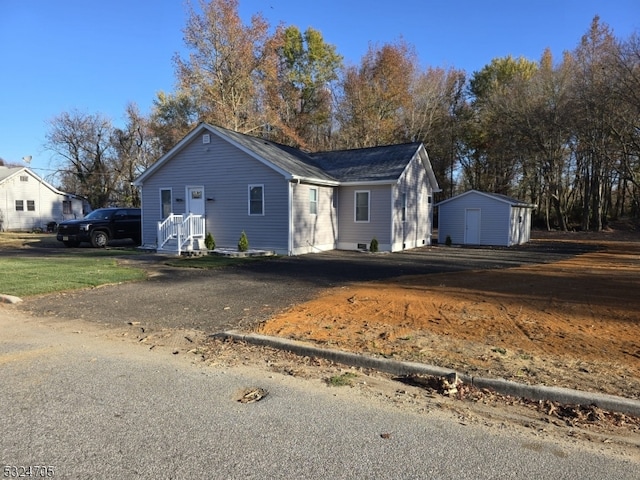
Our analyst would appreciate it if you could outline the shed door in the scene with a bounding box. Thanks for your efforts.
[465,208,480,244]
[187,187,205,216]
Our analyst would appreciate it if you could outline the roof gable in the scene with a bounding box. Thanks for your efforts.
[0,166,65,195]
[0,166,23,183]
[134,123,439,190]
[206,125,337,184]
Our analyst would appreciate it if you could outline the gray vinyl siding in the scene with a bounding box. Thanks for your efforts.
[392,154,433,251]
[337,184,392,250]
[139,133,289,252]
[291,183,337,254]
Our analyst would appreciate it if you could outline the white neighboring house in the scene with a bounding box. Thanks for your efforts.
[0,166,87,232]
[436,190,536,247]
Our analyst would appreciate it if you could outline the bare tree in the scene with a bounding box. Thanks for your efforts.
[569,16,620,230]
[111,103,160,207]
[45,110,116,208]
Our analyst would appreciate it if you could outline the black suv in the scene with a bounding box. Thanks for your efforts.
[57,208,142,248]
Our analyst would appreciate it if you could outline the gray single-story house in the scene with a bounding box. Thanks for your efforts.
[436,190,535,247]
[0,166,86,232]
[133,123,440,255]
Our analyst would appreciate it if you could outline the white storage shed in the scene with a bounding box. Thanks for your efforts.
[436,190,535,247]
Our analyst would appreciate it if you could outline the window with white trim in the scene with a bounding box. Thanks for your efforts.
[249,185,264,215]
[355,191,370,222]
[15,200,24,211]
[401,193,407,222]
[27,200,35,211]
[63,200,72,214]
[160,189,172,218]
[309,188,318,215]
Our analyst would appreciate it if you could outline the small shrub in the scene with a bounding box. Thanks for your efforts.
[238,231,249,252]
[369,237,379,253]
[327,372,357,387]
[445,235,452,246]
[204,232,215,250]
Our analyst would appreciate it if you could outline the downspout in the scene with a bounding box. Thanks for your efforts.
[289,178,301,255]
[288,181,293,255]
[390,186,395,252]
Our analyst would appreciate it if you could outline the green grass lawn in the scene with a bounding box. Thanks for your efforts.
[0,256,147,297]
[0,233,276,297]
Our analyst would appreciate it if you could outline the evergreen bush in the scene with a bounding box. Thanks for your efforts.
[369,237,379,253]
[238,231,249,252]
[205,232,215,250]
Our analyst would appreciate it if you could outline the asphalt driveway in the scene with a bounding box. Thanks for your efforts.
[17,241,597,334]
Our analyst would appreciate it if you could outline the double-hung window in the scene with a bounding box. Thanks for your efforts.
[355,191,370,222]
[401,193,407,222]
[27,200,35,211]
[249,185,264,215]
[15,200,24,211]
[160,189,172,218]
[309,188,318,215]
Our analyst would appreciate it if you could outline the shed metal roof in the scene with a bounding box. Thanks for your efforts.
[436,189,536,208]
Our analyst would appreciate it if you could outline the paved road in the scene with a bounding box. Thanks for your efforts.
[1,311,637,479]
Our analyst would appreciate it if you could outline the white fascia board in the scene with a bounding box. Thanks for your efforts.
[290,176,340,187]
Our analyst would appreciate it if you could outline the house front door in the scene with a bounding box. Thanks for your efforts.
[187,186,205,216]
[465,208,480,244]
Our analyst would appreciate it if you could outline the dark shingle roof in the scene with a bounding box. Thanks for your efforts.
[209,125,421,183]
[309,143,423,182]
[135,123,431,187]
[208,125,337,183]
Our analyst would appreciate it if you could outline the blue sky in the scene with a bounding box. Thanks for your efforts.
[1,0,638,181]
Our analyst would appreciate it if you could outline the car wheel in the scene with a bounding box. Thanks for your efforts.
[91,230,109,248]
[63,241,80,248]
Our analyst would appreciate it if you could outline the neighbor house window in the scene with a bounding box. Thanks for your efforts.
[160,189,172,218]
[27,200,35,211]
[355,191,370,222]
[15,200,24,211]
[20,175,28,182]
[309,188,318,215]
[401,193,407,222]
[63,200,72,214]
[249,185,264,215]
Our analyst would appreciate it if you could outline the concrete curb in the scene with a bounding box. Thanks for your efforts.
[213,331,640,418]
[0,294,23,304]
